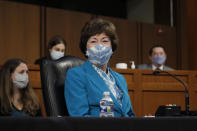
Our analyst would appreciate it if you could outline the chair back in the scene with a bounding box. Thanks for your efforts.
[40,56,84,116]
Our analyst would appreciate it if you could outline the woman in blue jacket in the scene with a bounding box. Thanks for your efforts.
[64,18,135,117]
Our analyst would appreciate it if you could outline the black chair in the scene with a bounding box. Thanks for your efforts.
[40,56,84,116]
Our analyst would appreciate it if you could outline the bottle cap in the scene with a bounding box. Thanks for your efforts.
[103,91,110,96]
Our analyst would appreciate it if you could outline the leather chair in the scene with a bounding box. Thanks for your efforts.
[40,56,84,116]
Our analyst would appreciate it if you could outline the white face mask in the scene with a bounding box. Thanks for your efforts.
[50,50,64,60]
[13,73,29,89]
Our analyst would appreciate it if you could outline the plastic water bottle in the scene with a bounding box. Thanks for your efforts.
[100,92,114,117]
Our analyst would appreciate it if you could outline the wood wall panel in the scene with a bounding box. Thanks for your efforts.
[176,0,189,70]
[100,16,138,67]
[124,74,135,90]
[0,1,188,117]
[0,1,177,68]
[128,91,135,111]
[113,69,197,116]
[193,75,197,85]
[142,74,188,83]
[46,8,92,60]
[189,74,197,110]
[186,0,197,70]
[33,89,46,117]
[28,65,46,116]
[140,23,177,69]
[25,65,197,117]
[46,9,139,68]
[0,1,40,64]
[142,92,185,115]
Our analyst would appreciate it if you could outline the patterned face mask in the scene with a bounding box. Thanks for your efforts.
[86,45,113,66]
[13,73,29,89]
[152,55,166,65]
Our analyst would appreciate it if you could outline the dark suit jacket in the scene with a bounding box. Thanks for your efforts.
[137,64,174,70]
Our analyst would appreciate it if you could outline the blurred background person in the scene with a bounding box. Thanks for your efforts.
[0,58,41,116]
[35,35,67,65]
[137,44,174,70]
[64,18,135,117]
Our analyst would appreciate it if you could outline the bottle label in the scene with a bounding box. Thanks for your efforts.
[107,106,112,112]
[100,105,114,117]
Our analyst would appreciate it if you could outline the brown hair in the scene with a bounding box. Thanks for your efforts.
[79,18,119,57]
[46,35,67,59]
[0,58,40,116]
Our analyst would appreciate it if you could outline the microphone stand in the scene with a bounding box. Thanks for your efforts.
[153,70,190,115]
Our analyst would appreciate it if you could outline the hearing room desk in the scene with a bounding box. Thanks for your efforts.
[1,116,197,131]
[28,65,197,116]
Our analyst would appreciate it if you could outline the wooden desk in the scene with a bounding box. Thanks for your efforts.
[113,69,197,116]
[1,117,197,131]
[28,65,197,116]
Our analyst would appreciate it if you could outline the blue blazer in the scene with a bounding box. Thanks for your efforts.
[64,60,135,117]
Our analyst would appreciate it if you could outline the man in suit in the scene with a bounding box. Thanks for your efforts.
[137,44,174,70]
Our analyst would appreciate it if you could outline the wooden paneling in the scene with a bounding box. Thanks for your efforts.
[186,0,197,70]
[28,65,46,116]
[113,69,197,116]
[0,1,40,64]
[142,92,185,115]
[33,89,46,117]
[46,8,139,67]
[27,65,197,117]
[0,1,178,69]
[99,16,138,67]
[176,0,189,70]
[0,1,195,117]
[140,23,177,69]
[46,7,92,60]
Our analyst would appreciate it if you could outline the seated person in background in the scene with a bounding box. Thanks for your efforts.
[0,58,41,117]
[64,18,135,117]
[137,44,174,70]
[35,35,67,65]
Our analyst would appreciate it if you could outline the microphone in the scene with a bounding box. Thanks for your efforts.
[153,70,190,115]
[153,70,160,76]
